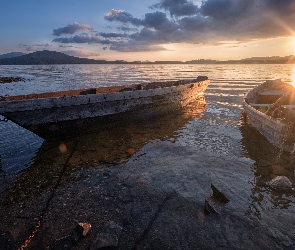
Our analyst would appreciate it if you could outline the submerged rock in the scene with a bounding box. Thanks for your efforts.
[267,176,292,189]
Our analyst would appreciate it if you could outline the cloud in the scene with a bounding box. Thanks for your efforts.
[109,41,168,52]
[151,0,199,16]
[117,26,139,32]
[98,32,128,38]
[264,0,295,15]
[20,43,52,51]
[199,0,254,21]
[52,0,295,52]
[144,11,178,31]
[104,9,143,26]
[53,34,111,44]
[53,22,91,36]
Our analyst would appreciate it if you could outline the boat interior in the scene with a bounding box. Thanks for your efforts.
[0,78,205,102]
[249,81,295,119]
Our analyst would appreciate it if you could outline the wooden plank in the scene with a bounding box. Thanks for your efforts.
[250,103,271,107]
[258,90,288,96]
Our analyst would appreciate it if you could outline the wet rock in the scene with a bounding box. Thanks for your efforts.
[267,176,292,189]
[71,222,91,244]
[90,221,122,249]
[211,184,230,203]
[204,196,221,215]
[79,222,92,236]
[271,165,287,175]
[0,76,24,83]
[204,184,229,215]
[0,230,16,249]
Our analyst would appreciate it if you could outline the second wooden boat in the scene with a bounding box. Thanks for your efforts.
[243,79,295,152]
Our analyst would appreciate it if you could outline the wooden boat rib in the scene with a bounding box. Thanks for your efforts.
[0,76,209,140]
[243,79,295,152]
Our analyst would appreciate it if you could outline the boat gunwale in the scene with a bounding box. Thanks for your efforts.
[243,80,286,127]
[0,78,204,102]
[0,78,209,113]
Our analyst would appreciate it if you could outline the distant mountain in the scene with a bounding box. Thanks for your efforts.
[0,50,107,65]
[0,52,26,59]
[0,50,294,65]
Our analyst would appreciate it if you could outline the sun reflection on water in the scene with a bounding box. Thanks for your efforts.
[292,66,295,86]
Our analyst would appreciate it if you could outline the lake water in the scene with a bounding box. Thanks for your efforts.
[1,64,294,173]
[1,64,295,245]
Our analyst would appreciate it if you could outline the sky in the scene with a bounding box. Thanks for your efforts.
[1,0,295,61]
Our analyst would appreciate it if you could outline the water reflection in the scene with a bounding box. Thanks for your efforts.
[239,112,295,217]
[292,66,295,87]
[2,99,206,204]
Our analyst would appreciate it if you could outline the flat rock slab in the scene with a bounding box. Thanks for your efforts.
[1,140,295,249]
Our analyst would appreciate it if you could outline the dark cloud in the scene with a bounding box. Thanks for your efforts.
[52,0,295,52]
[151,0,199,16]
[265,0,295,15]
[53,22,91,36]
[104,9,143,26]
[98,32,128,38]
[200,0,254,21]
[53,34,111,44]
[144,11,178,31]
[117,26,139,32]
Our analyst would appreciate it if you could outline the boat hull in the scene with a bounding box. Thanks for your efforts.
[242,101,284,148]
[243,80,295,152]
[0,77,209,140]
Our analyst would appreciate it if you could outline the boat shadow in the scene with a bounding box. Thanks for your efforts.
[1,99,207,204]
[238,111,295,217]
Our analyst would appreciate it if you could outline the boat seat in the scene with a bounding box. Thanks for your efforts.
[250,103,271,107]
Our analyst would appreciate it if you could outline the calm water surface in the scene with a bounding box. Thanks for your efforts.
[1,64,295,218]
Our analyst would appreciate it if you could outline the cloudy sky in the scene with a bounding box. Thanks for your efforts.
[1,0,295,61]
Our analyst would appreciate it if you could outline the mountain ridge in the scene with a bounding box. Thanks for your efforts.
[0,50,294,65]
[0,52,26,59]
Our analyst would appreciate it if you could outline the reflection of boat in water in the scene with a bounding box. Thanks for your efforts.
[0,76,209,140]
[243,79,295,152]
[239,112,295,212]
[3,98,207,202]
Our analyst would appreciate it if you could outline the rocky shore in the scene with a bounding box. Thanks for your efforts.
[0,76,24,83]
[1,140,294,249]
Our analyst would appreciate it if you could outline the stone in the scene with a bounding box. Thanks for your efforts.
[211,184,230,203]
[204,196,221,215]
[267,176,292,189]
[204,184,229,215]
[90,221,122,249]
[71,222,91,244]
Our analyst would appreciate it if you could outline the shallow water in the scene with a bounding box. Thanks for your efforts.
[0,64,295,220]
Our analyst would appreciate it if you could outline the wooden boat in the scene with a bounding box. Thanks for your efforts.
[243,79,295,152]
[0,76,209,140]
